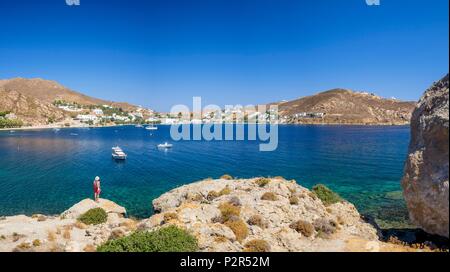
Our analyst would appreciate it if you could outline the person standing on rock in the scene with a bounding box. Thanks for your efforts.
[93,176,101,202]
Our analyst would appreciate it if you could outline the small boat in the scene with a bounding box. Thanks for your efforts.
[135,124,143,128]
[53,128,60,132]
[157,142,173,149]
[146,125,158,130]
[112,146,127,160]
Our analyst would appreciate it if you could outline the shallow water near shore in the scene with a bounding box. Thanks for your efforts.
[0,125,411,228]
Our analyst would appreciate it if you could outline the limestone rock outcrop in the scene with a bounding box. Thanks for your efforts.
[61,198,127,219]
[144,177,381,252]
[0,198,136,252]
[402,74,449,238]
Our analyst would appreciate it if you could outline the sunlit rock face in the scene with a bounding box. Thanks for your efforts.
[402,74,449,238]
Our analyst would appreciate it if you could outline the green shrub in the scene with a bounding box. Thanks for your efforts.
[255,178,270,187]
[78,208,108,225]
[0,118,23,128]
[97,225,198,252]
[311,184,343,206]
[0,111,10,117]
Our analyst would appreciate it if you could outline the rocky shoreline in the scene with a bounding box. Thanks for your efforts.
[0,177,446,252]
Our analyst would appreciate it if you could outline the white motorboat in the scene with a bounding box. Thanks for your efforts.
[157,142,173,149]
[135,124,144,128]
[146,124,158,130]
[112,146,127,160]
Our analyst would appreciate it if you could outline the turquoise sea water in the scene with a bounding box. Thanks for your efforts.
[0,125,411,227]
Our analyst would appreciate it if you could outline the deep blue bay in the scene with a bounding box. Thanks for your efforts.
[0,125,411,228]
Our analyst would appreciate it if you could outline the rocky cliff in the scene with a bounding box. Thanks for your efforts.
[402,74,449,238]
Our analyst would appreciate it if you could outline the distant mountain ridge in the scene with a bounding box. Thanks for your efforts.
[269,88,416,125]
[0,78,140,125]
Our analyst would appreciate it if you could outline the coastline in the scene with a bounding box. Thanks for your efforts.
[0,123,123,132]
[1,122,411,132]
[0,177,446,252]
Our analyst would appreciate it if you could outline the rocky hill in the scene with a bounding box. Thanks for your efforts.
[271,89,415,125]
[0,78,139,126]
[1,177,443,252]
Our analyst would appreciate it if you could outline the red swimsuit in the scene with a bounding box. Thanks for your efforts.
[93,181,101,194]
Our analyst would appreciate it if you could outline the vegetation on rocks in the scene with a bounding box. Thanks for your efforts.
[243,239,271,252]
[261,192,278,201]
[289,195,299,205]
[218,202,241,222]
[207,191,220,201]
[208,186,232,200]
[32,239,41,247]
[163,212,178,223]
[78,208,108,225]
[255,178,270,187]
[97,225,198,252]
[219,186,232,196]
[224,219,248,242]
[313,218,339,238]
[220,174,233,180]
[312,184,343,206]
[289,220,315,237]
[247,214,268,229]
[0,118,23,128]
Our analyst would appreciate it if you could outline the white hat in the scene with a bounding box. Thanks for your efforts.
[95,176,100,181]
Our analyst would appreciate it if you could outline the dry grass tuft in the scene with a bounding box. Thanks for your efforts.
[243,239,271,252]
[261,192,278,201]
[12,232,25,242]
[220,174,233,180]
[73,221,87,229]
[219,186,232,196]
[289,196,299,205]
[247,214,268,229]
[207,191,220,201]
[214,235,228,243]
[218,202,241,222]
[313,218,338,239]
[83,244,96,252]
[255,178,270,187]
[224,219,248,242]
[289,220,315,237]
[163,212,179,223]
[32,239,41,247]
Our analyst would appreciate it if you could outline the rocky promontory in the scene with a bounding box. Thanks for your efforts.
[0,199,136,252]
[402,74,449,238]
[0,177,444,252]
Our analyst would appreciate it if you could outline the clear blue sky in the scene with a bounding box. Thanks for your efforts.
[0,0,448,111]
